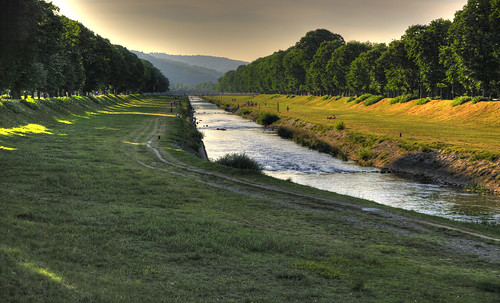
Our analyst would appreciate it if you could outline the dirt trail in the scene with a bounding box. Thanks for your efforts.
[123,102,499,262]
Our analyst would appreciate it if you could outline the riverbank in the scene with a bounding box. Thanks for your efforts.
[205,94,500,193]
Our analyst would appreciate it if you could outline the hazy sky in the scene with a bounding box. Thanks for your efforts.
[51,0,467,62]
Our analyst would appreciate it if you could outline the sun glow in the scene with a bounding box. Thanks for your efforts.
[50,0,81,22]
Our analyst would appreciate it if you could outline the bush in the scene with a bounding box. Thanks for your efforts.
[391,94,416,104]
[334,96,342,101]
[357,148,373,160]
[451,96,472,107]
[239,108,252,115]
[363,95,384,106]
[415,98,430,105]
[20,99,40,110]
[471,96,490,104]
[321,95,331,100]
[334,121,345,131]
[277,126,294,139]
[215,153,262,172]
[257,112,280,126]
[346,96,355,102]
[353,94,372,104]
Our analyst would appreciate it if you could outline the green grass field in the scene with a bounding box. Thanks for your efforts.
[1,95,499,302]
[208,94,500,155]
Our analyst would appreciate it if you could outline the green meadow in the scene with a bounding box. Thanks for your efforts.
[0,95,499,302]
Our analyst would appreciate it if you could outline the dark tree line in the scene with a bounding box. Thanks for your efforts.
[218,0,500,99]
[0,0,169,99]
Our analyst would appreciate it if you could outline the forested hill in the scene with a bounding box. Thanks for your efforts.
[218,0,500,100]
[0,0,169,99]
[146,53,248,74]
[133,51,225,87]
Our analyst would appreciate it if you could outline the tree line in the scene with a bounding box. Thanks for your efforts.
[218,0,500,99]
[0,0,169,99]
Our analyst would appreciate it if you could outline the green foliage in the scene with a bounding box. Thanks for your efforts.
[215,153,262,172]
[353,94,372,104]
[391,94,416,104]
[363,95,384,106]
[321,95,331,100]
[239,108,252,115]
[345,96,355,102]
[3,101,25,114]
[20,99,40,110]
[415,98,430,105]
[471,96,491,104]
[257,112,280,126]
[357,148,373,160]
[334,121,345,130]
[451,96,472,107]
[277,126,294,139]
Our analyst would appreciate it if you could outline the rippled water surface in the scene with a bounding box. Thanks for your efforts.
[190,97,500,224]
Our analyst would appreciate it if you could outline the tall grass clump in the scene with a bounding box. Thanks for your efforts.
[451,96,472,107]
[471,96,491,104]
[415,98,430,105]
[353,94,372,104]
[363,95,384,106]
[215,153,262,172]
[257,112,280,126]
[334,121,345,131]
[391,94,416,104]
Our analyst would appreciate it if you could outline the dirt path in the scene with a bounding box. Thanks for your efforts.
[123,102,499,262]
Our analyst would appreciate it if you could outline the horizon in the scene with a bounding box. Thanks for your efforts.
[52,0,467,62]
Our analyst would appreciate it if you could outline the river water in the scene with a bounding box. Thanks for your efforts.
[190,96,500,224]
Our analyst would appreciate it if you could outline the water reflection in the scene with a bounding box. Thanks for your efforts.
[190,97,500,224]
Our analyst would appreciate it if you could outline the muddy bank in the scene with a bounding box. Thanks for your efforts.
[275,118,500,194]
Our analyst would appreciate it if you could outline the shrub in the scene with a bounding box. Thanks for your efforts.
[391,94,416,104]
[20,99,40,110]
[277,126,294,139]
[321,95,331,100]
[357,148,373,160]
[415,98,430,105]
[346,96,355,102]
[334,121,345,131]
[215,153,261,172]
[334,96,342,101]
[239,108,252,115]
[471,96,490,104]
[307,95,315,100]
[257,112,280,126]
[363,95,384,106]
[451,96,472,107]
[270,94,280,99]
[353,94,372,104]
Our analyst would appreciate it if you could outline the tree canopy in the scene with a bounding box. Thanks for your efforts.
[0,0,169,99]
[218,1,500,98]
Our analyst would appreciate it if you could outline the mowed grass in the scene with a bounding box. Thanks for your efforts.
[0,95,499,302]
[211,94,500,154]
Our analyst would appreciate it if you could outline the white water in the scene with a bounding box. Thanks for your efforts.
[190,96,500,224]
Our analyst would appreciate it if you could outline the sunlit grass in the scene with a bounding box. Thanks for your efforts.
[21,263,75,290]
[0,124,52,137]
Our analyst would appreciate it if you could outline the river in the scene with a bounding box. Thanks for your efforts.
[190,96,500,224]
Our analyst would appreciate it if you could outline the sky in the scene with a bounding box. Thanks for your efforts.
[50,0,468,62]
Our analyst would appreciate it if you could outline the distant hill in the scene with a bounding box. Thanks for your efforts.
[132,51,248,87]
[147,53,248,73]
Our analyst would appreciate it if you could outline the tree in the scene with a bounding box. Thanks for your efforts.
[326,42,372,95]
[403,19,452,97]
[450,0,500,96]
[306,40,344,94]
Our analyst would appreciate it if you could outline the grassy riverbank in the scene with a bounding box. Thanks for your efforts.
[1,95,499,302]
[206,94,500,192]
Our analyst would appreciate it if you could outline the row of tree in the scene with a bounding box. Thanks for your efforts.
[218,0,500,99]
[0,0,169,99]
